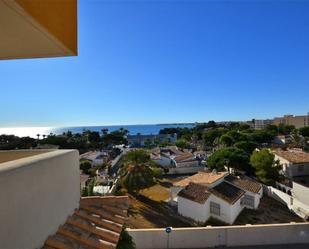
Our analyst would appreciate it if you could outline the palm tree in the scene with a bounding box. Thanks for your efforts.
[36,134,40,140]
[120,149,155,195]
[290,129,304,148]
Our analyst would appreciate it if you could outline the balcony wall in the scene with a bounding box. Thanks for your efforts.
[128,222,309,249]
[0,149,80,249]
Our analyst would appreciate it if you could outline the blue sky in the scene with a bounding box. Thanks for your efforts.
[1,0,309,127]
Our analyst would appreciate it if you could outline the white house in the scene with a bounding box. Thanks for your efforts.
[151,147,205,174]
[170,171,228,203]
[225,175,263,209]
[177,182,245,224]
[151,149,174,168]
[80,151,108,166]
[175,172,263,224]
[274,149,309,178]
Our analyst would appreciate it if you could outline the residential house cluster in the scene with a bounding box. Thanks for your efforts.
[151,146,206,174]
[170,170,263,224]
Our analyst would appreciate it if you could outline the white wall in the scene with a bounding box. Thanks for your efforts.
[254,187,263,209]
[178,194,244,225]
[264,186,309,219]
[293,181,309,206]
[0,150,80,249]
[275,154,309,178]
[178,197,210,223]
[208,194,243,224]
[153,156,172,167]
[274,155,291,177]
[289,162,309,177]
[128,223,309,249]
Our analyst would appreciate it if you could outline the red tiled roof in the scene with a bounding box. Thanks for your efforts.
[174,171,228,187]
[178,183,211,204]
[209,182,245,204]
[42,196,129,249]
[274,149,309,164]
[174,152,194,163]
[225,175,262,194]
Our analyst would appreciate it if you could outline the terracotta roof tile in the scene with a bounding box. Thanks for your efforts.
[43,196,129,249]
[173,152,194,163]
[274,149,309,164]
[225,175,262,194]
[209,182,245,204]
[178,183,211,204]
[173,171,228,187]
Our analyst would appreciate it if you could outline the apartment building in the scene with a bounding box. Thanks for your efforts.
[254,119,273,130]
[273,113,309,129]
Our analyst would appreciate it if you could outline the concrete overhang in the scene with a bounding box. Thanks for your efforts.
[0,0,77,60]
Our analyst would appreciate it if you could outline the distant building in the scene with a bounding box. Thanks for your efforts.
[274,149,309,178]
[273,113,309,129]
[175,172,263,224]
[127,133,177,147]
[151,146,204,174]
[254,119,273,130]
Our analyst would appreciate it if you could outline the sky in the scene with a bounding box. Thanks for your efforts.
[1,0,309,127]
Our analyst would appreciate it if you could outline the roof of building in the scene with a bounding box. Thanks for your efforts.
[174,152,195,163]
[173,171,228,187]
[274,149,309,164]
[0,150,50,164]
[209,181,245,204]
[178,183,211,204]
[80,151,107,161]
[225,175,262,194]
[42,196,129,249]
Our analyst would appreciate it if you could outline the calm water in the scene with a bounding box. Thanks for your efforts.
[0,124,195,138]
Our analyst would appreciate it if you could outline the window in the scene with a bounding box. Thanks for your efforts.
[298,165,304,173]
[210,201,220,216]
[241,195,255,208]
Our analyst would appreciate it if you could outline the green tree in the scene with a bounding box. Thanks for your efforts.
[299,127,309,137]
[144,138,153,149]
[207,147,252,173]
[116,227,136,249]
[234,140,259,154]
[290,129,304,148]
[202,128,226,146]
[219,134,234,147]
[175,139,191,149]
[278,124,295,135]
[80,160,92,174]
[250,149,281,185]
[120,149,155,195]
[159,138,170,147]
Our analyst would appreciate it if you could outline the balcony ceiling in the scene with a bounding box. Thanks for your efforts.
[0,0,77,60]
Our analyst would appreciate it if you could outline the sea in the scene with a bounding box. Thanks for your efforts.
[0,124,195,138]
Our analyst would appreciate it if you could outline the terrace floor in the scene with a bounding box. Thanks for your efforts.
[0,150,49,164]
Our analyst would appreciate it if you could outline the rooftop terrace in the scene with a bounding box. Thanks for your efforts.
[0,150,50,164]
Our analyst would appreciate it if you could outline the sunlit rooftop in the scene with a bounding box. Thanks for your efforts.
[0,150,50,164]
